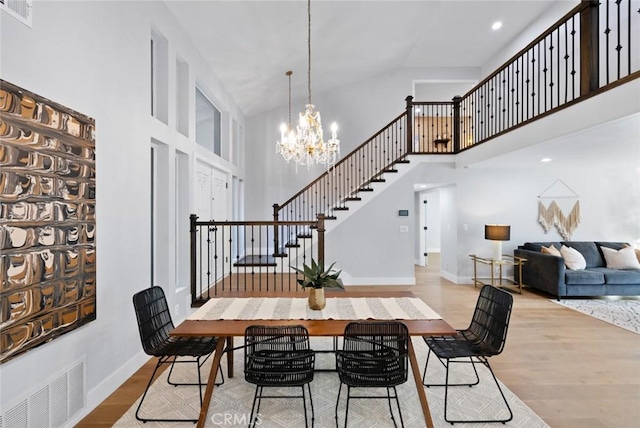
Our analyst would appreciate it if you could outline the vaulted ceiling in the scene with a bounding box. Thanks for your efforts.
[165,0,578,116]
[165,0,638,168]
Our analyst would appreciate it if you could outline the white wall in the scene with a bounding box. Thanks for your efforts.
[330,152,639,285]
[0,1,245,423]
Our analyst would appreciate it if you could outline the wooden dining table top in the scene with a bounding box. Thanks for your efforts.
[171,290,456,337]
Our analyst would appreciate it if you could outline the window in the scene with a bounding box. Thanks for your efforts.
[150,29,168,124]
[195,88,221,156]
[176,58,189,136]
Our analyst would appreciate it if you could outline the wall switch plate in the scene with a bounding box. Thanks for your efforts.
[399,226,409,233]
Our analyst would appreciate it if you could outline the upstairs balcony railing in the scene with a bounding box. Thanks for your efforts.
[274,0,639,224]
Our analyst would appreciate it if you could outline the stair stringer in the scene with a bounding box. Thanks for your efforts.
[323,155,455,235]
[286,155,455,273]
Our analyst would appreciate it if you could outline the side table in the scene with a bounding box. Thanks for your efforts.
[469,254,527,294]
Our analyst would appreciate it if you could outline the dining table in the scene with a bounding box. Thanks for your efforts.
[170,290,456,428]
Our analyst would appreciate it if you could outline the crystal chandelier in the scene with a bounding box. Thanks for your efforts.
[276,0,340,169]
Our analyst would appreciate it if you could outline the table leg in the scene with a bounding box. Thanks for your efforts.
[408,339,434,428]
[197,338,226,428]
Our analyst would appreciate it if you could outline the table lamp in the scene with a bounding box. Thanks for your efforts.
[485,224,511,260]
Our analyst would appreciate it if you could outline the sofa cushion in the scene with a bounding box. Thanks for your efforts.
[522,242,560,252]
[563,242,603,268]
[590,267,640,285]
[596,242,628,251]
[601,246,640,270]
[564,269,605,285]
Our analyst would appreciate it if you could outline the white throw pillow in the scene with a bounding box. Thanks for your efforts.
[560,245,586,270]
[601,246,640,270]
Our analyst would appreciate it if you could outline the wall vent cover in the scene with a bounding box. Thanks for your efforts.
[0,359,85,427]
[0,0,32,27]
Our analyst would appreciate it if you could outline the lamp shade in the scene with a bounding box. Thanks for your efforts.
[485,224,511,241]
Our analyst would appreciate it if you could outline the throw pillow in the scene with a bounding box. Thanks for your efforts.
[601,246,640,270]
[623,244,640,263]
[541,245,562,257]
[560,245,586,270]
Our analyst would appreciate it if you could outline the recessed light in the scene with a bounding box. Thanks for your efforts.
[492,21,502,31]
[540,158,552,163]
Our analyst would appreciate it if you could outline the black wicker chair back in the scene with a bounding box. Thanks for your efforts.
[422,285,514,424]
[466,283,513,355]
[132,286,222,423]
[335,321,409,428]
[244,325,315,427]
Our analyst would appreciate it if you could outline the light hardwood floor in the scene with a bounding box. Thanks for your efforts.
[77,256,640,427]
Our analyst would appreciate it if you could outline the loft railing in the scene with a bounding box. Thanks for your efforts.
[274,0,638,223]
[190,214,325,305]
[458,0,638,150]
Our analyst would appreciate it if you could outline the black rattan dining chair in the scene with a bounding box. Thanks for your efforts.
[422,284,514,424]
[244,325,316,428]
[132,286,224,423]
[335,321,409,428]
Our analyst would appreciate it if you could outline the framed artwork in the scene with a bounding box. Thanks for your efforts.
[0,80,96,363]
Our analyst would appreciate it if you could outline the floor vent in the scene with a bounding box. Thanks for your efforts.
[0,359,85,428]
[0,0,32,27]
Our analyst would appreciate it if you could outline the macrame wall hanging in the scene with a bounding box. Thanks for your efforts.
[538,179,580,240]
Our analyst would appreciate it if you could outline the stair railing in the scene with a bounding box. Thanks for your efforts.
[190,214,325,304]
[274,106,412,224]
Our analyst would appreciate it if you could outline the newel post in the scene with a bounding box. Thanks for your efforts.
[272,203,281,257]
[316,214,325,265]
[405,95,414,155]
[452,95,462,153]
[189,214,198,305]
[580,0,599,95]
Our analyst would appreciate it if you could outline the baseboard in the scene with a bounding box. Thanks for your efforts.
[69,350,150,426]
[342,275,415,286]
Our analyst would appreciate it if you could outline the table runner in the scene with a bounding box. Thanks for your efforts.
[188,297,442,321]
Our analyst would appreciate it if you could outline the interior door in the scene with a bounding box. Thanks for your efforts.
[195,161,229,289]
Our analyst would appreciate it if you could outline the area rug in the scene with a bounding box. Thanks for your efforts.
[114,338,548,428]
[552,298,640,334]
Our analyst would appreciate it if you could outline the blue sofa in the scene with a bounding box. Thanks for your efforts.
[514,241,640,298]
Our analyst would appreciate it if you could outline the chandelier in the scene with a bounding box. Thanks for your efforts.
[276,0,340,169]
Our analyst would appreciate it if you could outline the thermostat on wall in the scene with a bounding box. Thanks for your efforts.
[398,210,409,217]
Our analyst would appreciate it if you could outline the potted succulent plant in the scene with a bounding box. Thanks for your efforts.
[292,259,343,310]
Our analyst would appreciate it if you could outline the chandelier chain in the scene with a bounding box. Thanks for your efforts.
[276,0,339,170]
[287,71,292,126]
[307,0,312,105]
